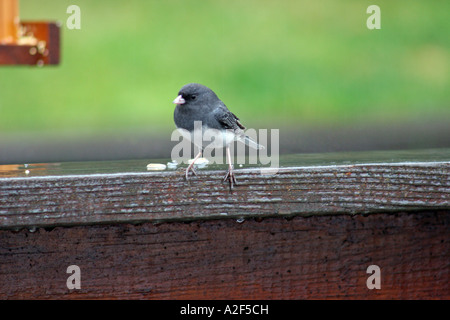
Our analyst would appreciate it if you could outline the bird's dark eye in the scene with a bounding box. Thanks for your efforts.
[191,94,197,100]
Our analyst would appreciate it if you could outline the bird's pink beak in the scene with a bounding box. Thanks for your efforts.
[173,95,185,105]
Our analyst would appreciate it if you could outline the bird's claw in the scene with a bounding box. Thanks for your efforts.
[223,166,237,191]
[185,165,198,181]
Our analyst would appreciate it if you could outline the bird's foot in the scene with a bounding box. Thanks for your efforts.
[185,165,198,181]
[223,165,237,191]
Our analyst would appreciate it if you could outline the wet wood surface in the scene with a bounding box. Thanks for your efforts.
[0,149,449,299]
[0,149,449,230]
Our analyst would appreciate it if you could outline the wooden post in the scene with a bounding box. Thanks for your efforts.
[0,0,19,44]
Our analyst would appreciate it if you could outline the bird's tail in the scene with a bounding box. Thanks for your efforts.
[239,135,265,150]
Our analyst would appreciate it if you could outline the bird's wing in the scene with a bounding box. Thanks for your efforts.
[214,108,245,131]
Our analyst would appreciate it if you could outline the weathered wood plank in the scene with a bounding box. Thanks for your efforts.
[0,211,448,299]
[0,159,449,229]
[0,150,448,300]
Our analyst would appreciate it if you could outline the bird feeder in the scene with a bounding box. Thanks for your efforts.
[0,0,60,65]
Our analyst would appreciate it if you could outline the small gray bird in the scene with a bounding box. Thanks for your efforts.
[173,83,264,190]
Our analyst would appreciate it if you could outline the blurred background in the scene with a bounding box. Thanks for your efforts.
[0,0,449,164]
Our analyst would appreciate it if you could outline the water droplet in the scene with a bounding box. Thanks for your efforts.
[236,218,245,224]
[28,226,37,233]
[29,47,37,55]
[37,40,46,54]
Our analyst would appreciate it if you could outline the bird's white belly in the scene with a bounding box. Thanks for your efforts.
[176,126,236,149]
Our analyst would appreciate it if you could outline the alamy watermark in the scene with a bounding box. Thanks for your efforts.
[170,121,279,175]
[66,5,81,30]
[367,5,381,30]
[366,265,381,290]
[66,265,81,290]
[62,264,381,292]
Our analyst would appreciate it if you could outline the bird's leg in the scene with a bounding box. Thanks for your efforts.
[185,149,202,180]
[223,146,237,190]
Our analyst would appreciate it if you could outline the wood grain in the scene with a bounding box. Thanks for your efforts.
[0,211,448,299]
[1,157,448,299]
[1,162,449,230]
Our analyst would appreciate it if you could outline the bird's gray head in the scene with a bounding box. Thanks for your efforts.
[173,83,218,106]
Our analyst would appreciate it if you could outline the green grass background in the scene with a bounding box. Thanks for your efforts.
[0,0,448,136]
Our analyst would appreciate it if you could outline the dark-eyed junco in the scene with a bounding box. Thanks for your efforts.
[173,83,264,190]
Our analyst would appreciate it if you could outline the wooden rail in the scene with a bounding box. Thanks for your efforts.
[0,149,449,299]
